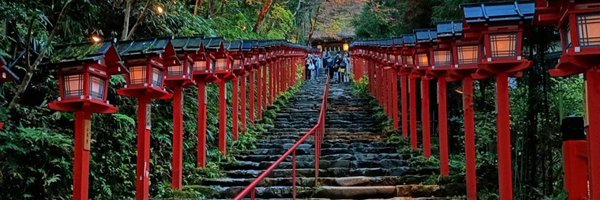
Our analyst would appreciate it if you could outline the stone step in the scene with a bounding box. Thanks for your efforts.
[312,185,464,199]
[186,185,314,199]
[223,167,421,178]
[255,141,398,149]
[248,146,397,155]
[222,159,409,170]
[260,134,385,141]
[235,153,406,162]
[195,175,433,187]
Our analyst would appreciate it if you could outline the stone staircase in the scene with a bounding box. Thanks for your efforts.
[190,73,465,199]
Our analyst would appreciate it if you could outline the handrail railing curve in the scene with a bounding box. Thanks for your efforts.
[233,77,330,200]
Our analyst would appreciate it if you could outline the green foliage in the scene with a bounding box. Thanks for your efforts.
[0,0,306,199]
[0,127,73,199]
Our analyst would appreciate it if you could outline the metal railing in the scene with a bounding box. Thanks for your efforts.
[233,77,330,200]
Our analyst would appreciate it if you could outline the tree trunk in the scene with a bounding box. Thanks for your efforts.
[9,0,72,109]
[126,0,152,39]
[121,0,133,40]
[193,0,203,15]
[307,4,320,45]
[254,0,274,32]
[293,0,302,17]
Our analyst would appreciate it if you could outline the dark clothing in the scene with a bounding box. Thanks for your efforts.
[305,64,311,80]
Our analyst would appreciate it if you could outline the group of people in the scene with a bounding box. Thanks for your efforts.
[305,50,351,83]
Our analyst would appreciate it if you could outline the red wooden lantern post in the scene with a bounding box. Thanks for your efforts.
[0,56,20,130]
[241,40,256,131]
[537,1,600,198]
[249,42,260,124]
[390,38,403,131]
[116,38,176,200]
[168,37,198,190]
[187,38,217,168]
[366,45,374,96]
[49,42,123,200]
[208,38,234,155]
[429,21,463,177]
[444,22,482,199]
[464,2,535,199]
[265,44,274,106]
[383,41,394,120]
[400,34,418,148]
[228,40,246,140]
[257,43,267,120]
[414,29,437,157]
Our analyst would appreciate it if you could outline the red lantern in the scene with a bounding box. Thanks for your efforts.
[463,2,535,200]
[116,38,175,200]
[463,2,534,78]
[207,38,232,79]
[117,38,174,99]
[401,34,417,69]
[414,29,437,70]
[536,1,600,199]
[177,37,216,168]
[228,40,245,74]
[48,42,125,200]
[50,42,124,113]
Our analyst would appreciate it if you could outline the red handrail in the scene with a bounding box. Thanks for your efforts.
[233,77,330,200]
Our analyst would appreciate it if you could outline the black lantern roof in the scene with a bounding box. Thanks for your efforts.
[226,40,243,51]
[242,40,256,52]
[415,29,438,43]
[463,1,535,23]
[381,39,394,47]
[171,36,209,52]
[117,37,173,57]
[51,42,120,64]
[0,56,20,82]
[437,21,463,38]
[403,34,417,46]
[206,37,225,50]
[392,37,404,47]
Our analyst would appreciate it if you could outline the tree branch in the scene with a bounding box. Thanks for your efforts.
[126,0,152,40]
[121,0,134,40]
[254,0,274,33]
[9,0,73,109]
[193,0,204,15]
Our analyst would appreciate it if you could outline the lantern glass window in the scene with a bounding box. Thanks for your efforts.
[458,45,479,65]
[418,53,429,66]
[434,50,452,66]
[194,60,207,71]
[562,21,573,48]
[490,33,517,57]
[89,75,105,100]
[216,58,228,71]
[403,55,414,65]
[577,13,600,47]
[129,66,147,85]
[151,67,162,87]
[233,58,243,69]
[168,65,184,76]
[64,74,84,98]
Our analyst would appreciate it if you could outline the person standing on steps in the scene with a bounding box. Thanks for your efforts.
[305,56,311,81]
[339,53,348,83]
[343,53,351,82]
[308,56,316,80]
[325,52,335,80]
[333,54,342,83]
